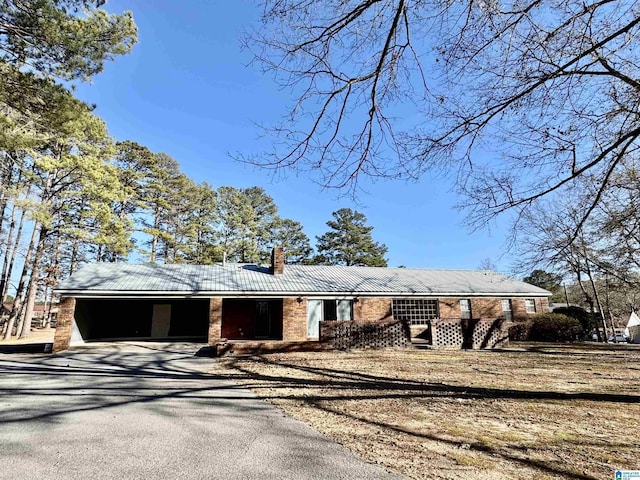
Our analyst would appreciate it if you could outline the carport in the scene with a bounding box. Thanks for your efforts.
[73,298,209,342]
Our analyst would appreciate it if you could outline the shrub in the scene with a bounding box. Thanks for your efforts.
[528,313,583,342]
[552,306,598,336]
[508,321,531,341]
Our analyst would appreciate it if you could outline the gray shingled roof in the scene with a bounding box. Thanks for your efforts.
[55,263,550,297]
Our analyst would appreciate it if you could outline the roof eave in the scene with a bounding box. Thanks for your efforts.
[54,289,550,298]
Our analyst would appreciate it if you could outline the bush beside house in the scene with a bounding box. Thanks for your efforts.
[552,306,599,338]
[509,313,583,342]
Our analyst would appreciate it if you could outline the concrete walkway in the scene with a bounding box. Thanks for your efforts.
[0,343,405,480]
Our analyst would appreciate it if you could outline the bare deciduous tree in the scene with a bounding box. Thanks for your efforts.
[244,0,640,238]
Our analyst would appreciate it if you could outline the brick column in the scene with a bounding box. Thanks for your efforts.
[53,297,76,353]
[283,297,307,340]
[271,247,284,274]
[208,298,223,344]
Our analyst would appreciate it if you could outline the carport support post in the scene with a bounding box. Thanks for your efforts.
[53,297,76,353]
[208,298,222,344]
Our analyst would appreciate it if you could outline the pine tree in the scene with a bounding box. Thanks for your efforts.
[272,219,311,264]
[315,208,387,266]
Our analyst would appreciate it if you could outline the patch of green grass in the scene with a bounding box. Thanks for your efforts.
[449,452,495,469]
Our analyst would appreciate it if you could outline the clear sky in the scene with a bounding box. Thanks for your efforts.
[73,0,515,272]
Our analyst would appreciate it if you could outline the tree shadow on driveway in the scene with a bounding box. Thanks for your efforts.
[0,343,258,427]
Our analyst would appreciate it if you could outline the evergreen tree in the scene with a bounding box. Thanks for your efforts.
[315,208,387,266]
[215,186,255,263]
[184,182,219,264]
[0,0,137,83]
[523,270,563,293]
[215,186,281,263]
[272,218,312,264]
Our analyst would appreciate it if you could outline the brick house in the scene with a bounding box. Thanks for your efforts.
[52,248,549,352]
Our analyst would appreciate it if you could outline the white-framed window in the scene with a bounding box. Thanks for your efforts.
[307,299,353,338]
[501,299,512,321]
[327,299,352,321]
[459,299,472,319]
[392,299,439,326]
[525,299,536,314]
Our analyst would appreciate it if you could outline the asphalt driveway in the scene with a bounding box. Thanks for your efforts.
[0,343,405,480]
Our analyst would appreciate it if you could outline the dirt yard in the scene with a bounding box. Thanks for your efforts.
[213,343,640,480]
[0,327,54,344]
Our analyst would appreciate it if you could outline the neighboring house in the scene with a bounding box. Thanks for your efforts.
[549,302,579,311]
[52,248,550,352]
[32,304,59,322]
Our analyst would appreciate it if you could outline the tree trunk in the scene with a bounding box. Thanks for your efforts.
[69,239,79,275]
[44,285,56,328]
[3,223,38,340]
[1,187,30,304]
[574,269,601,341]
[43,234,62,327]
[19,225,48,339]
[0,202,18,303]
[584,259,608,342]
[15,280,31,338]
[150,206,160,263]
[604,276,619,343]
[0,160,15,239]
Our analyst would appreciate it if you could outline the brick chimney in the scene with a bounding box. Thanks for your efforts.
[271,247,284,274]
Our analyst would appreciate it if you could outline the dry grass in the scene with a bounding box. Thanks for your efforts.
[212,343,640,480]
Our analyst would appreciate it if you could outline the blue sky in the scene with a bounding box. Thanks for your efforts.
[74,0,514,271]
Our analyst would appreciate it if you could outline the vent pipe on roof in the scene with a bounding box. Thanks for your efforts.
[223,251,226,266]
[271,247,284,275]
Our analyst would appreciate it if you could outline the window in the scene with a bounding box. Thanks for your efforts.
[307,299,353,338]
[501,299,512,321]
[525,299,536,314]
[392,299,439,326]
[459,299,472,319]
[323,300,337,321]
[321,300,353,321]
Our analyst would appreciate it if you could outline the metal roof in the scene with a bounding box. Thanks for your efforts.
[55,263,550,297]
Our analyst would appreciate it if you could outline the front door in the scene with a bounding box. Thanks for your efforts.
[255,301,271,338]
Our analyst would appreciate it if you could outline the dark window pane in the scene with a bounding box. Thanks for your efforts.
[323,299,337,321]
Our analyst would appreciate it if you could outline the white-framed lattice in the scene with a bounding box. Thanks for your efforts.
[392,299,439,326]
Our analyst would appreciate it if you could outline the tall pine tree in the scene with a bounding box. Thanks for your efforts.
[315,208,387,266]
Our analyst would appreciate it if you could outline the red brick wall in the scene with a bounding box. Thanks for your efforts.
[353,297,392,323]
[439,298,460,318]
[283,297,307,340]
[53,297,76,353]
[350,296,550,323]
[471,298,503,319]
[512,298,525,321]
[512,297,548,322]
[208,298,222,344]
[538,297,549,314]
